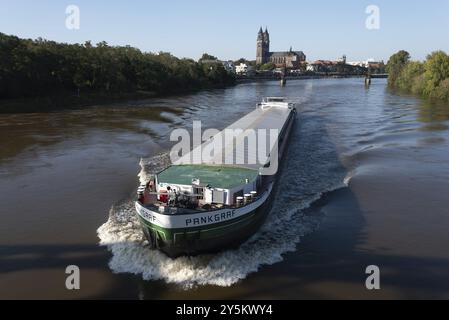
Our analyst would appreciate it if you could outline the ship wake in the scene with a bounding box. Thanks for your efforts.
[97,146,350,288]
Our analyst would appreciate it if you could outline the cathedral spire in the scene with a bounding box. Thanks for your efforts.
[257,27,264,41]
[263,27,270,45]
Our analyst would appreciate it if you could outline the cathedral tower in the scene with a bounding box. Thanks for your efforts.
[256,27,265,65]
[263,27,270,56]
[256,27,271,65]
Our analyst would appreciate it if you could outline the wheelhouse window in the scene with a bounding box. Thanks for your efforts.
[194,187,204,200]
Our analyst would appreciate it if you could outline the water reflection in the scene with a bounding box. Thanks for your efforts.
[416,99,449,133]
[0,104,186,163]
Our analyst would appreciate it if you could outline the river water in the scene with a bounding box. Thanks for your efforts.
[1,78,449,299]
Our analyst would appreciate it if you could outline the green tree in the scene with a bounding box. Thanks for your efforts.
[234,58,249,65]
[386,49,449,103]
[259,62,276,71]
[396,61,424,92]
[0,32,235,103]
[433,78,449,101]
[423,51,449,96]
[386,50,411,87]
[199,53,218,62]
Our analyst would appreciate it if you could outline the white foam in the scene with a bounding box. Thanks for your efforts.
[137,153,170,185]
[343,170,356,187]
[98,200,314,288]
[97,154,346,288]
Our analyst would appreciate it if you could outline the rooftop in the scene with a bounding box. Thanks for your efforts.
[157,165,259,190]
[270,51,305,57]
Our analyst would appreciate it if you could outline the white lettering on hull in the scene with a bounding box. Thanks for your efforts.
[136,184,272,229]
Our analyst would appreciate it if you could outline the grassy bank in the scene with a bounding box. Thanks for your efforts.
[387,50,449,103]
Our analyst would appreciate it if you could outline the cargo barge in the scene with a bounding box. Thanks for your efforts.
[135,97,297,257]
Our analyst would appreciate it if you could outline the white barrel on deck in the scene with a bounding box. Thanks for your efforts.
[244,194,252,205]
[250,191,258,200]
[236,196,244,207]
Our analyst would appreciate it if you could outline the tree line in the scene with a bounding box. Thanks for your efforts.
[0,33,235,100]
[387,50,449,102]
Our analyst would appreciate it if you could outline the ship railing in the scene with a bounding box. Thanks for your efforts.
[139,187,270,212]
[258,101,295,110]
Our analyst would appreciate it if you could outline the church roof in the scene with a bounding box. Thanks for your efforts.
[269,51,305,57]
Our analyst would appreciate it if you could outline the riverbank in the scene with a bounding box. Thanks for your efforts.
[0,32,235,113]
[387,50,449,104]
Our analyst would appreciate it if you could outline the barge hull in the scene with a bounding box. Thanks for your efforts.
[139,190,274,257]
[137,102,296,258]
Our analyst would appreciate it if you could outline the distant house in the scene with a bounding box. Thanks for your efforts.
[367,61,386,74]
[347,61,367,68]
[221,61,235,73]
[348,59,385,71]
[307,60,339,73]
[306,63,316,72]
[235,63,254,75]
[200,59,236,74]
[305,55,376,74]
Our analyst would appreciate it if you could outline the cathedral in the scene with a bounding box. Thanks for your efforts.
[256,27,306,69]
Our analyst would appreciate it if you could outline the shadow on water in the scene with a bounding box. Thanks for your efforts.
[0,244,106,274]
[0,243,140,299]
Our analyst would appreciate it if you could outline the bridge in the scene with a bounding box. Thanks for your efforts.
[236,73,388,83]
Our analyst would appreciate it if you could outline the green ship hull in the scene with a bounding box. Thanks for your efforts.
[136,188,274,257]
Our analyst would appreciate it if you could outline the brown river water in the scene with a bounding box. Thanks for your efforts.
[1,78,449,299]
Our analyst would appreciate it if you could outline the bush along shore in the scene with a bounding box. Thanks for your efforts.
[0,33,235,113]
[387,50,449,103]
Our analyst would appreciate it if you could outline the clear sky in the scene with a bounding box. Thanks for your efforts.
[1,0,448,62]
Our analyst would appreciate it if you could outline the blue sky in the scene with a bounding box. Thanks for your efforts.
[1,0,448,62]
